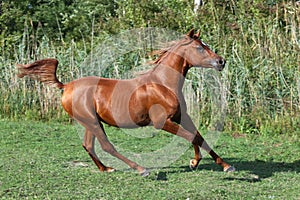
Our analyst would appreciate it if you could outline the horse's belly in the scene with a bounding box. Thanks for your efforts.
[97,103,151,128]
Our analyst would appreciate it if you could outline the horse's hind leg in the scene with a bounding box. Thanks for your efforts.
[179,114,202,170]
[94,123,149,176]
[82,129,115,172]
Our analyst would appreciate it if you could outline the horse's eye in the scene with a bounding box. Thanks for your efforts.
[196,45,204,51]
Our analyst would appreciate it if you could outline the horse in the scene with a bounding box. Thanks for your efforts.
[17,29,235,176]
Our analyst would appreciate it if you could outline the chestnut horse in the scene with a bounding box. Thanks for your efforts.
[17,29,235,176]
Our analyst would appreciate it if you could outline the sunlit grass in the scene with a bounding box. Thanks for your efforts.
[0,120,299,199]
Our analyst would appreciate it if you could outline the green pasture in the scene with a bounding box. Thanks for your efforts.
[0,120,299,199]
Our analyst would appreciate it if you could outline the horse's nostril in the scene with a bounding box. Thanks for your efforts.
[219,58,225,66]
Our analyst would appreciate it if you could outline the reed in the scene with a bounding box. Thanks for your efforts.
[0,21,85,121]
[193,1,300,134]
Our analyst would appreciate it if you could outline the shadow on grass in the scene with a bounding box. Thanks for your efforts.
[204,158,299,175]
[153,158,300,182]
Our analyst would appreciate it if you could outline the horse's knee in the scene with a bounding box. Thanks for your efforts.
[152,116,167,130]
[153,121,165,129]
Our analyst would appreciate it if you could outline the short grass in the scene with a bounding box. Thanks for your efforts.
[0,119,299,199]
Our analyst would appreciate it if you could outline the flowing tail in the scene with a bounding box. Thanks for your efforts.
[17,58,65,89]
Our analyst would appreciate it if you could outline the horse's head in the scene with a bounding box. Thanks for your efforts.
[183,29,226,71]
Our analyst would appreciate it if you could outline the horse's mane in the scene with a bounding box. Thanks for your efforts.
[137,39,185,76]
[151,40,179,64]
[137,35,195,76]
[151,32,200,65]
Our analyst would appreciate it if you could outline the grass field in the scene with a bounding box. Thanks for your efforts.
[0,119,299,199]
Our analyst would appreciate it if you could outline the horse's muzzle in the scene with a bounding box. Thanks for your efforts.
[214,57,226,71]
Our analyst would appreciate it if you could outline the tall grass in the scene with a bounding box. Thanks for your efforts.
[0,1,299,135]
[192,1,300,134]
[0,21,85,120]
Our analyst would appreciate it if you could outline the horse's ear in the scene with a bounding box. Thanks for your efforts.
[194,31,200,39]
[187,28,195,38]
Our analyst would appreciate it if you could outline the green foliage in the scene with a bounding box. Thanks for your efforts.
[114,0,195,29]
[0,1,299,135]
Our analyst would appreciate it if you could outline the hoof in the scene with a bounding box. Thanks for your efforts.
[189,159,199,170]
[224,165,236,172]
[140,169,150,177]
[105,167,116,173]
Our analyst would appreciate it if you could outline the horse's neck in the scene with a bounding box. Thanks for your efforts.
[150,53,190,93]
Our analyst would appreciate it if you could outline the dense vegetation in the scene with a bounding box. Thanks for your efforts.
[0,0,299,136]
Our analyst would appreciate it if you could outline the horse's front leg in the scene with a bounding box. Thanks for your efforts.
[162,119,235,172]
